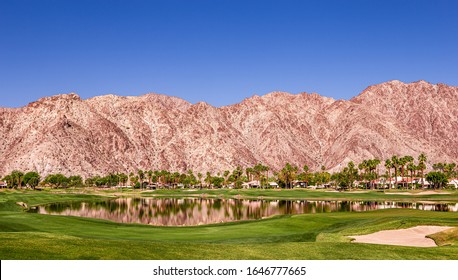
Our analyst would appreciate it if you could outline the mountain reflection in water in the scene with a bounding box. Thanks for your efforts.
[31,198,458,226]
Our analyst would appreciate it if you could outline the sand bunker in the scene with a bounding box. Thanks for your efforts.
[385,191,451,195]
[349,226,453,247]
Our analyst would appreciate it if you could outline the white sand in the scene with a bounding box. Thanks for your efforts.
[384,191,451,195]
[349,226,453,247]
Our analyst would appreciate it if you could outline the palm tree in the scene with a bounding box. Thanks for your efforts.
[418,153,427,188]
[231,167,243,188]
[118,173,128,186]
[407,162,417,189]
[278,163,298,189]
[391,155,399,188]
[263,165,270,188]
[197,173,203,187]
[385,159,393,189]
[358,160,368,189]
[205,172,212,188]
[245,167,254,182]
[368,159,381,189]
[11,170,24,189]
[147,170,153,185]
[444,163,457,178]
[402,156,414,189]
[347,161,358,190]
[137,170,145,190]
[303,165,309,187]
[223,170,230,187]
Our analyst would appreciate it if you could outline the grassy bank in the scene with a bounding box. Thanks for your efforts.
[143,188,458,201]
[0,190,457,259]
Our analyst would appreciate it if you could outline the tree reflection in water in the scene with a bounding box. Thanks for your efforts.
[32,198,458,226]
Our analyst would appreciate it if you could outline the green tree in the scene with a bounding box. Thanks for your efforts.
[444,163,457,178]
[426,171,448,189]
[433,163,445,172]
[23,172,41,190]
[10,170,24,188]
[118,173,128,186]
[231,166,244,188]
[68,175,83,187]
[211,176,225,188]
[44,174,69,188]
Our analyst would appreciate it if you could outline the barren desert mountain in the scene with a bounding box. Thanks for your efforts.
[1,80,457,177]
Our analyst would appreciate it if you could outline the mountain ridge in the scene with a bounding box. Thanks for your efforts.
[1,80,457,177]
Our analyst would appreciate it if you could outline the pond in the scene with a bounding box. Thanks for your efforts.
[29,198,458,226]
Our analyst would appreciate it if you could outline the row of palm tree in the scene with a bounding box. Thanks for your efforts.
[1,153,457,190]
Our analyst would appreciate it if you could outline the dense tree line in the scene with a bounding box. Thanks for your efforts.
[1,153,457,190]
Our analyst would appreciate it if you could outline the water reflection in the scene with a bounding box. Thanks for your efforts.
[30,198,458,226]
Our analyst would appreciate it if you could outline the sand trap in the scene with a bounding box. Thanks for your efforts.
[385,191,451,195]
[349,226,454,247]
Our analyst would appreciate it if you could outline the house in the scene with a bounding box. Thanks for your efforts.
[292,180,308,188]
[448,179,458,189]
[0,181,7,188]
[242,180,260,189]
[268,182,279,188]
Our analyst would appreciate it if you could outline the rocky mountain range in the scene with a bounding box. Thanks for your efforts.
[1,80,457,178]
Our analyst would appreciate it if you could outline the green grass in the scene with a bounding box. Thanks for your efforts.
[1,190,458,259]
[143,188,458,201]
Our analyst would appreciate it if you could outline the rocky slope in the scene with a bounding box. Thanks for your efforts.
[0,80,457,177]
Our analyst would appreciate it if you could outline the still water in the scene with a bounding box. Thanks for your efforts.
[30,198,458,226]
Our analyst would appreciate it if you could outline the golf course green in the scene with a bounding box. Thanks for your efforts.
[1,189,457,259]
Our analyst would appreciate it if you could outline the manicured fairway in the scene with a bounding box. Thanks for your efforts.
[1,190,457,259]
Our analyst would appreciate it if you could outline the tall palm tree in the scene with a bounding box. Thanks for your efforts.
[303,164,309,187]
[263,165,270,188]
[138,170,145,190]
[407,162,417,189]
[232,167,243,188]
[347,161,358,191]
[253,164,263,185]
[358,160,369,189]
[444,163,457,178]
[402,156,414,189]
[11,170,24,189]
[391,155,399,189]
[245,167,254,182]
[205,172,212,188]
[197,172,203,187]
[418,153,427,188]
[385,159,393,189]
[278,163,298,189]
[223,170,230,187]
[147,170,153,185]
[118,173,128,186]
[368,159,380,189]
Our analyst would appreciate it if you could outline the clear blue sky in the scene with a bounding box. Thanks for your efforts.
[1,0,457,108]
